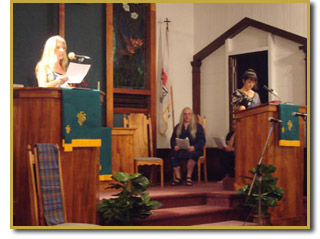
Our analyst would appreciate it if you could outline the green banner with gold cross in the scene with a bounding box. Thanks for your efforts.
[279,104,300,147]
[61,88,112,179]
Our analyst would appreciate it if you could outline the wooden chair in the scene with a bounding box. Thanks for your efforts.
[173,115,207,184]
[123,114,164,188]
[28,144,97,226]
[195,115,208,184]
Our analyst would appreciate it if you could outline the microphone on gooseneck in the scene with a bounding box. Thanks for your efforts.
[263,85,279,97]
[268,117,282,123]
[68,52,91,62]
[291,112,307,118]
[263,85,282,102]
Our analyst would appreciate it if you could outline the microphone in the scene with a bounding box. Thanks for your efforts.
[68,52,91,61]
[263,85,279,97]
[292,112,307,118]
[268,117,282,123]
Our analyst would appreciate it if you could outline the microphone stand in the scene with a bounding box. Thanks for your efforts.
[246,121,275,225]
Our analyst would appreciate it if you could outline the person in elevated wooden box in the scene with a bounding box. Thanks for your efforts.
[35,35,70,88]
[170,107,206,186]
[231,69,261,112]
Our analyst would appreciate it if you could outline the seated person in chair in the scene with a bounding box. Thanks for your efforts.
[221,119,236,178]
[170,107,206,186]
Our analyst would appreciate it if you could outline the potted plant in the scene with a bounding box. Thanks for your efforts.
[236,164,284,225]
[97,172,162,226]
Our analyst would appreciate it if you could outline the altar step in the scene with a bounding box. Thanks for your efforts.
[136,191,249,226]
[193,220,258,226]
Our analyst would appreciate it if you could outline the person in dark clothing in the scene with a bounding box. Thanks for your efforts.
[221,119,236,178]
[231,69,261,112]
[170,107,206,186]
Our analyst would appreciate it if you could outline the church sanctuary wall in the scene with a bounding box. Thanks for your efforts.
[156,3,194,148]
[194,3,307,147]
[13,4,59,87]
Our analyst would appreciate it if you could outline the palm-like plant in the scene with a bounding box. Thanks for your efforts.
[237,164,284,216]
[97,172,162,225]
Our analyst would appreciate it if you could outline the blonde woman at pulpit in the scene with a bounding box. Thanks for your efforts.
[35,35,70,88]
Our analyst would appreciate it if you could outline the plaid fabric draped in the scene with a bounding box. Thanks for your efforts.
[36,144,65,225]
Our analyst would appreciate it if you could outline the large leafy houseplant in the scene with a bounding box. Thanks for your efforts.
[236,164,284,216]
[97,172,162,226]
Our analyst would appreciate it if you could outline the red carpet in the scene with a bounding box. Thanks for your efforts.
[99,181,256,226]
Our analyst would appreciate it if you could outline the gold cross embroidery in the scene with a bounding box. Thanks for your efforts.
[77,111,87,126]
[287,120,293,131]
[65,125,71,134]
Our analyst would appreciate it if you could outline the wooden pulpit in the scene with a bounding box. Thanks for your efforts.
[13,88,101,226]
[234,103,307,226]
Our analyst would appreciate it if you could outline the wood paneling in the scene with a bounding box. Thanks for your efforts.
[234,103,307,226]
[111,128,135,175]
[13,88,100,225]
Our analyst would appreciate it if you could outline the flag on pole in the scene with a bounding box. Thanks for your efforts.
[159,26,172,135]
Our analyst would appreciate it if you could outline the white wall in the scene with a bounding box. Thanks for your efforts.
[156,3,194,148]
[194,3,307,147]
[155,3,307,148]
[271,35,306,105]
[194,3,307,53]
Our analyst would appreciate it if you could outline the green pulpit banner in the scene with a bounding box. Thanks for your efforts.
[62,88,112,179]
[62,88,101,147]
[279,104,300,147]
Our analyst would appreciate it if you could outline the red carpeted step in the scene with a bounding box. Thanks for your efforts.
[136,205,243,226]
[149,191,243,209]
[193,220,258,227]
[150,192,207,209]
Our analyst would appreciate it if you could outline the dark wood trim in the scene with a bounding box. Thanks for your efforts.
[58,3,65,38]
[114,88,151,95]
[299,45,307,105]
[106,4,113,127]
[147,3,157,155]
[228,56,234,128]
[194,17,307,62]
[114,108,149,114]
[191,60,202,115]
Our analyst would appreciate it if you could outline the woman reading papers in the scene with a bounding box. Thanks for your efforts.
[231,69,261,112]
[35,36,70,88]
[170,107,206,186]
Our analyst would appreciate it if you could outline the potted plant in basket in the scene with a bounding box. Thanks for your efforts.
[97,172,162,226]
[236,164,284,225]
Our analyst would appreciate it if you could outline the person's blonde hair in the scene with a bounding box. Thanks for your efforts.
[176,107,197,139]
[35,35,68,76]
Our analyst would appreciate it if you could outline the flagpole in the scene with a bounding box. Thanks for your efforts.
[165,20,174,129]
[170,84,175,128]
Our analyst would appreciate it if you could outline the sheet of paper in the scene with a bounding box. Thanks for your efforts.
[176,137,190,150]
[66,62,91,84]
[213,136,227,149]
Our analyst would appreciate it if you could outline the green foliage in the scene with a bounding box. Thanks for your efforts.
[236,164,284,215]
[97,172,162,225]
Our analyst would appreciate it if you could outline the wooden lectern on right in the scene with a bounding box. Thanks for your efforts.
[234,103,307,226]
